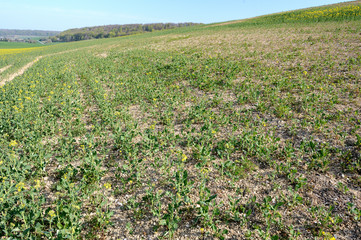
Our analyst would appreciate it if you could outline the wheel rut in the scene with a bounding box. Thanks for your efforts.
[0,45,96,87]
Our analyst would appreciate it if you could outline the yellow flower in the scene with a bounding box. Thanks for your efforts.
[2,176,7,182]
[181,153,187,162]
[322,231,336,240]
[9,140,18,147]
[104,182,112,189]
[16,182,25,192]
[34,180,41,189]
[201,168,209,174]
[48,210,56,218]
[200,228,204,234]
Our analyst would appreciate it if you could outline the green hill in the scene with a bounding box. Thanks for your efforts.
[0,29,60,42]
[54,23,201,42]
[0,29,60,37]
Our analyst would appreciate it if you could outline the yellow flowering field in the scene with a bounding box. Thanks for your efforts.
[286,4,361,21]
[247,2,361,25]
[0,47,43,56]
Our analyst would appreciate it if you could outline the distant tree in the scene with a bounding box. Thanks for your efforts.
[53,22,201,42]
[144,25,153,32]
[108,31,116,38]
[96,31,105,39]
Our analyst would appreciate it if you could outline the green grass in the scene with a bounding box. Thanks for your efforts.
[1,1,361,239]
[0,42,44,49]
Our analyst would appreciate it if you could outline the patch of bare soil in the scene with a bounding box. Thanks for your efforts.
[210,18,253,27]
[0,65,12,74]
[96,52,108,58]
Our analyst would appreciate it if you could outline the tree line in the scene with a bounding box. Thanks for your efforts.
[52,23,201,42]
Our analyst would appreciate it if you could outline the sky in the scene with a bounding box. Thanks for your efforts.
[0,0,353,31]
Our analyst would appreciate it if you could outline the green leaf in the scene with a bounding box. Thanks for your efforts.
[205,194,217,203]
[35,222,43,233]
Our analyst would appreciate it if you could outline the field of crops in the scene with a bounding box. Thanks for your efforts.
[1,1,361,239]
[0,47,44,56]
[0,42,44,49]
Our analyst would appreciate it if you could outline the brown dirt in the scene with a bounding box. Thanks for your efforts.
[0,65,12,74]
[96,52,108,58]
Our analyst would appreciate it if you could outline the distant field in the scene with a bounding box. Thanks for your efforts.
[0,1,361,240]
[0,41,44,49]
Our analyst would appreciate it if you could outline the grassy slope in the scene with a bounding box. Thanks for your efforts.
[0,1,361,239]
[0,42,44,49]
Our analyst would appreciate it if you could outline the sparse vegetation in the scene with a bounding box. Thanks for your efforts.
[1,1,361,239]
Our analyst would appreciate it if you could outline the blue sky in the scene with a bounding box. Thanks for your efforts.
[0,0,351,31]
